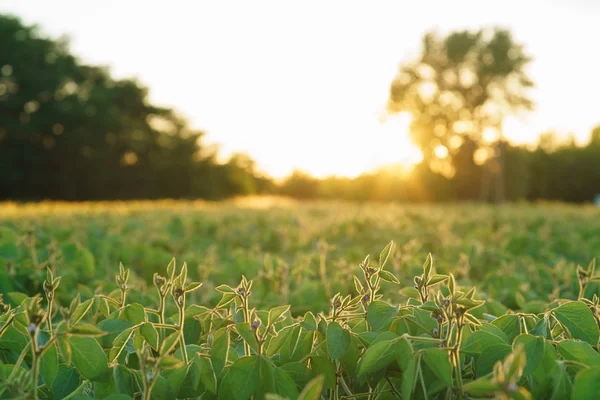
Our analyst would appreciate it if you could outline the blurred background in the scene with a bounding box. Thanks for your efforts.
[1,0,599,203]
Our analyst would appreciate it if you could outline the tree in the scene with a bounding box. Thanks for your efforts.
[0,14,267,200]
[386,28,534,202]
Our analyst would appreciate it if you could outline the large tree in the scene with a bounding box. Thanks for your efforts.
[387,28,534,201]
[0,14,268,200]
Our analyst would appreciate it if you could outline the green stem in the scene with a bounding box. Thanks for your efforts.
[158,295,166,347]
[241,297,251,356]
[120,288,127,310]
[178,299,188,364]
[46,297,54,331]
[30,330,40,400]
[0,314,15,338]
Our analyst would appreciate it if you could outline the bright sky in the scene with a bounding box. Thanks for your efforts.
[2,0,600,178]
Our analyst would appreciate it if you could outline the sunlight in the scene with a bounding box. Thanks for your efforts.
[375,112,423,170]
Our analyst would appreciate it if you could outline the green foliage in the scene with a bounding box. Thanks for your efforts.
[0,14,272,202]
[2,204,600,399]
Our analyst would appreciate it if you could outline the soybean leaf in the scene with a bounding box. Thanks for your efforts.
[211,328,230,375]
[68,336,109,381]
[274,367,300,399]
[379,241,394,270]
[423,348,452,386]
[236,322,259,353]
[310,356,336,389]
[557,340,600,367]
[379,270,400,284]
[476,343,512,377]
[69,323,107,337]
[40,342,58,388]
[221,356,260,400]
[513,334,545,376]
[553,301,600,345]
[268,305,290,326]
[326,321,350,360]
[491,314,521,343]
[120,304,146,325]
[357,338,400,377]
[298,375,325,400]
[572,366,600,400]
[52,367,81,399]
[139,322,159,350]
[367,301,399,331]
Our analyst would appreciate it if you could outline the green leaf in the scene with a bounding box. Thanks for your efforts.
[379,240,394,270]
[160,355,184,369]
[52,367,81,399]
[97,319,134,349]
[423,348,452,385]
[401,356,418,400]
[139,322,159,350]
[463,377,501,396]
[40,342,58,388]
[461,330,507,356]
[215,284,235,293]
[310,356,336,389]
[69,323,107,337]
[216,292,237,309]
[120,303,146,325]
[198,356,218,394]
[236,322,259,353]
[379,270,400,284]
[326,321,351,360]
[513,334,545,376]
[572,366,600,400]
[268,305,290,326]
[530,315,552,339]
[211,328,230,375]
[221,356,260,400]
[185,281,203,292]
[301,312,317,331]
[476,343,512,377]
[423,253,433,278]
[113,365,136,395]
[68,336,109,381]
[109,327,135,362]
[298,375,325,400]
[491,314,521,342]
[557,340,600,367]
[274,367,300,399]
[553,301,600,345]
[367,301,398,331]
[357,338,403,377]
[71,298,94,325]
[427,274,448,285]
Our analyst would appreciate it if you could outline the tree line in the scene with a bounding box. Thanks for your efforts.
[1,15,599,203]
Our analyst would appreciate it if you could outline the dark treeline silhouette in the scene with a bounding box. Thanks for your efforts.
[2,15,599,203]
[0,15,271,201]
[278,129,600,203]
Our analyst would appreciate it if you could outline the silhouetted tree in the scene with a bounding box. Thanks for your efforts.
[387,28,534,202]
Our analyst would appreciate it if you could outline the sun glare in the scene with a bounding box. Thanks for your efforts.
[375,112,423,170]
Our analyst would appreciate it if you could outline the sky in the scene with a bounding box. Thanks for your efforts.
[2,0,600,178]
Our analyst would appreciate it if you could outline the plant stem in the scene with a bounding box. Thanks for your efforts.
[241,296,251,356]
[0,314,15,338]
[46,297,54,331]
[30,330,40,400]
[178,298,188,364]
[158,294,166,347]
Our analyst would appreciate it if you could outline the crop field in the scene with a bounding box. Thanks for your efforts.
[1,199,600,399]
